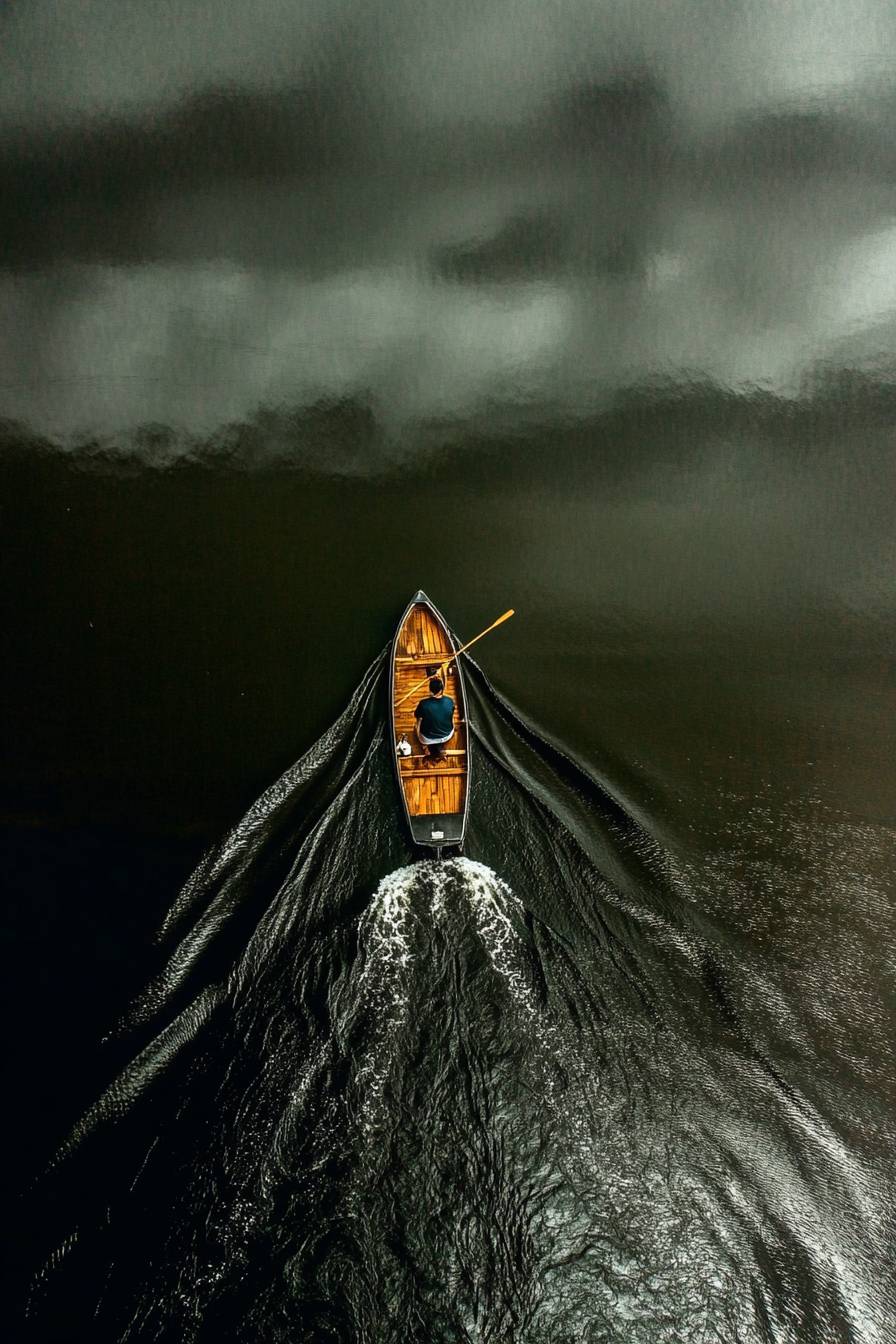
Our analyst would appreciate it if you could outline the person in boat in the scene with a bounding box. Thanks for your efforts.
[414,676,455,762]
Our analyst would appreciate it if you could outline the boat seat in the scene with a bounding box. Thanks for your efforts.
[401,749,466,760]
[408,768,466,777]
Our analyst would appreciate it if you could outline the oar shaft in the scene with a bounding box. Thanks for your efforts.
[452,609,514,662]
[395,609,514,707]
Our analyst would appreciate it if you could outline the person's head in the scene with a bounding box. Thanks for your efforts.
[429,676,444,695]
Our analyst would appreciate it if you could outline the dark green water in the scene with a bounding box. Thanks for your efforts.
[3,3,896,1339]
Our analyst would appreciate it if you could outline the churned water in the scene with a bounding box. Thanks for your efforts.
[24,653,896,1342]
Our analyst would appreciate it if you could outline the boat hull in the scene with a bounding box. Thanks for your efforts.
[389,592,470,850]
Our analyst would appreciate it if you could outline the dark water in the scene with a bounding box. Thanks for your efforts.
[15,639,896,1341]
[4,2,896,1339]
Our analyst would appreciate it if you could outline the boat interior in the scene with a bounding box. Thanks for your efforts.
[392,602,468,821]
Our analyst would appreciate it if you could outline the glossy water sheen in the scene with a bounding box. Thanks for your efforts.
[3,3,895,1341]
[21,657,896,1341]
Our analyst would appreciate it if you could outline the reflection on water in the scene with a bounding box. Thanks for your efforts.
[3,5,896,440]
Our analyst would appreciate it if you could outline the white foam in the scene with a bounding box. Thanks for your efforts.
[352,858,575,1136]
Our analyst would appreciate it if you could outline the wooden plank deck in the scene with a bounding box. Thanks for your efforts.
[392,601,468,821]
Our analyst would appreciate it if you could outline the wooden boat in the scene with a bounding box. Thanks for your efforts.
[390,591,470,852]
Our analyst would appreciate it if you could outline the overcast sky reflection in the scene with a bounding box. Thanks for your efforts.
[2,0,896,447]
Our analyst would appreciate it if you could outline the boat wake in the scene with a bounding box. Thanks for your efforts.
[25,649,896,1343]
[351,859,561,1134]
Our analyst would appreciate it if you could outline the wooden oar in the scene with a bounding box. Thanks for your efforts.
[395,608,514,707]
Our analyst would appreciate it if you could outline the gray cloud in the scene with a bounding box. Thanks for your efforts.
[3,0,894,131]
[2,2,896,449]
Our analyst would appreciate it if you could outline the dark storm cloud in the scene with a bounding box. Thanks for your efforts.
[699,101,896,186]
[2,1,896,447]
[0,83,364,268]
[0,66,675,270]
[432,213,568,285]
[5,65,896,273]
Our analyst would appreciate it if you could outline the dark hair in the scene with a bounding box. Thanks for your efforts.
[429,676,444,694]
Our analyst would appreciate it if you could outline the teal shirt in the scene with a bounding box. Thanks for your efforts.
[415,695,455,738]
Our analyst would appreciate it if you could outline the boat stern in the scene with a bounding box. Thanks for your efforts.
[409,812,465,848]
